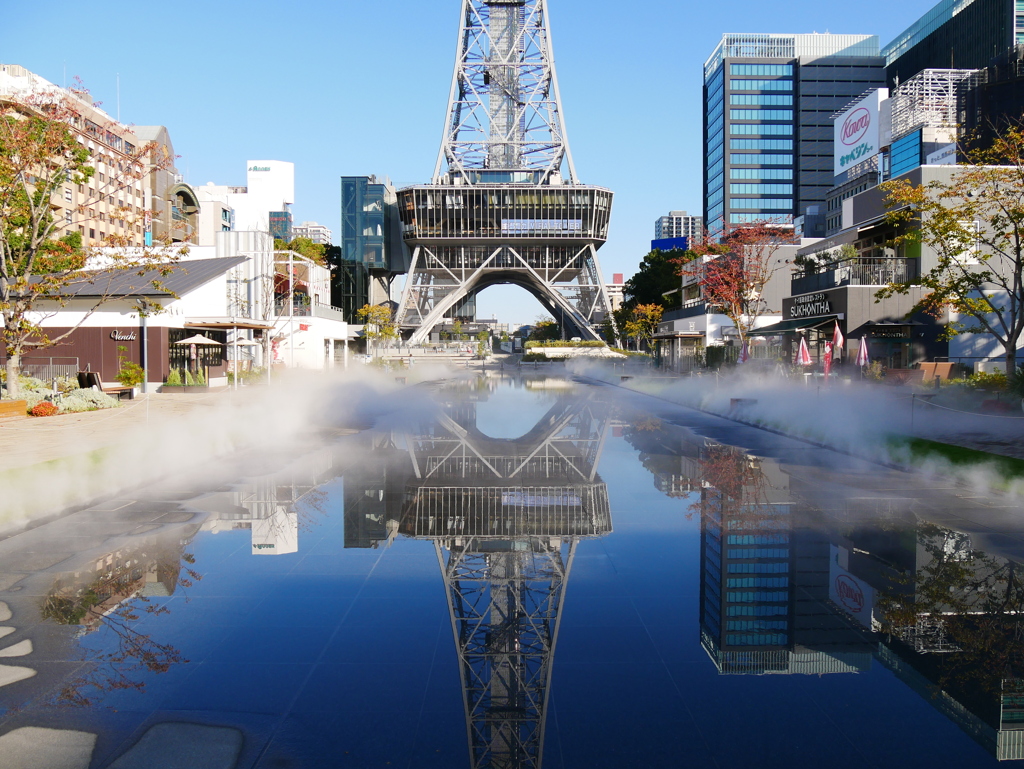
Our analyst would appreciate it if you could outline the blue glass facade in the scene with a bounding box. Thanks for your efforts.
[890,129,923,178]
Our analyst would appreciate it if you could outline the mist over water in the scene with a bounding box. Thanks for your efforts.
[0,365,1023,768]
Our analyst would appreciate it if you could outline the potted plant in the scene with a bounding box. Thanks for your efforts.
[115,346,145,396]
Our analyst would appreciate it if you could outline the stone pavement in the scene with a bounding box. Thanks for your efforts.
[0,392,232,474]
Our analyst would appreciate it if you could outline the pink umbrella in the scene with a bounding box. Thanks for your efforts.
[832,322,844,362]
[737,339,749,364]
[856,336,870,367]
[796,337,813,366]
[823,341,834,379]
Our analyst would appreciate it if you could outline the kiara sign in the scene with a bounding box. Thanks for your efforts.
[834,89,888,176]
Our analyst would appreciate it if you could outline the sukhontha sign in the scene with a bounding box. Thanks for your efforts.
[834,89,887,176]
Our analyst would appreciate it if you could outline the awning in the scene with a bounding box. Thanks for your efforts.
[747,314,842,336]
[186,319,275,330]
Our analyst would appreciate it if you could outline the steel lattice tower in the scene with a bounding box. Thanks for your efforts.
[395,0,617,343]
[399,392,613,768]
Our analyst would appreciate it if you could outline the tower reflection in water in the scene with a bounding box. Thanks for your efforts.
[624,410,1024,761]
[345,377,613,768]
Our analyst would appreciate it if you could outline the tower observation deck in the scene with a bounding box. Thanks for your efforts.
[396,0,616,344]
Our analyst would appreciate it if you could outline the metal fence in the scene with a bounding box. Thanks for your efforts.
[20,357,79,382]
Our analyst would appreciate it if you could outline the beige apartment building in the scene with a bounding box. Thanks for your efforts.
[0,64,198,248]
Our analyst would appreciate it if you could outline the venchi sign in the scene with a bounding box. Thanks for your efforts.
[834,89,887,176]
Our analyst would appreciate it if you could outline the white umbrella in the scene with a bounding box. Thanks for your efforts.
[856,336,870,367]
[796,337,812,366]
[174,334,223,346]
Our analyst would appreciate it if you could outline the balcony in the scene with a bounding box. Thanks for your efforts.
[791,257,919,295]
[274,297,348,323]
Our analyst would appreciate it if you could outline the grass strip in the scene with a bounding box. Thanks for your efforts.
[891,436,1024,484]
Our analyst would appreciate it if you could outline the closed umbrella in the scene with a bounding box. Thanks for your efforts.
[856,336,870,367]
[832,322,844,363]
[824,341,834,380]
[796,336,812,366]
[737,339,749,364]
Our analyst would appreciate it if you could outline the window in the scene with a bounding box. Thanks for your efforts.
[89,228,95,239]
[731,168,792,179]
[730,183,793,195]
[730,198,793,210]
[727,534,789,545]
[726,548,789,558]
[730,153,792,165]
[730,94,793,105]
[890,130,922,179]
[727,620,788,631]
[64,188,72,201]
[726,633,788,645]
[731,213,793,224]
[731,79,793,91]
[726,590,787,602]
[728,562,789,573]
[726,577,789,588]
[730,63,793,77]
[730,109,793,121]
[730,139,793,150]
[65,209,72,223]
[727,605,787,616]
[731,124,792,135]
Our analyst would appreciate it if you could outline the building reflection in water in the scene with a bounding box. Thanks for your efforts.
[199,449,340,554]
[624,409,1024,760]
[343,377,614,768]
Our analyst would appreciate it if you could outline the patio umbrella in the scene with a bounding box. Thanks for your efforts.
[832,322,844,362]
[823,341,834,380]
[856,336,870,367]
[174,334,223,346]
[737,339,749,364]
[796,336,812,366]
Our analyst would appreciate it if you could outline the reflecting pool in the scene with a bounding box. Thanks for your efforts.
[2,374,1024,768]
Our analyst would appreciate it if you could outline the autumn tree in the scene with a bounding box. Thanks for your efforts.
[621,303,663,351]
[357,303,398,357]
[676,223,794,347]
[0,85,181,398]
[879,124,1024,375]
[276,236,326,265]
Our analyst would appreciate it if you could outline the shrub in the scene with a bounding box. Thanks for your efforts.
[967,370,1008,391]
[524,340,607,349]
[115,361,145,388]
[30,401,59,417]
[522,352,551,362]
[58,389,119,413]
[194,368,206,386]
[165,368,183,386]
[185,369,196,386]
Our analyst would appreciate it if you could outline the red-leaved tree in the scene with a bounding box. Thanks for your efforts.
[675,222,794,347]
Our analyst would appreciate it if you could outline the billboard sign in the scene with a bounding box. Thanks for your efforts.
[834,89,888,176]
[828,548,877,629]
[926,143,957,165]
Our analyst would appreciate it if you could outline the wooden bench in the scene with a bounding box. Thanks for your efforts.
[78,372,134,400]
[0,400,27,419]
[918,362,955,383]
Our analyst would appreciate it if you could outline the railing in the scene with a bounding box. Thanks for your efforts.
[273,300,349,323]
[20,357,80,382]
[792,257,918,294]
[312,304,348,323]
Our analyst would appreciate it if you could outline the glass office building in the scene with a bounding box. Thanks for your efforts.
[883,0,1024,87]
[703,34,885,234]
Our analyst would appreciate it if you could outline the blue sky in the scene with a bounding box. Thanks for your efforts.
[2,0,926,323]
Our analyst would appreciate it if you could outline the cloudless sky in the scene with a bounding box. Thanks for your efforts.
[1,0,928,324]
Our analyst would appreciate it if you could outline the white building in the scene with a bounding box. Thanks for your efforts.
[293,221,332,245]
[655,211,703,243]
[13,231,352,391]
[197,161,295,235]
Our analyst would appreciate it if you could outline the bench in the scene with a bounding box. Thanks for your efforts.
[0,400,27,419]
[77,372,134,400]
[918,362,955,383]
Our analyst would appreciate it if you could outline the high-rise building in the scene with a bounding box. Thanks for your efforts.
[883,0,1024,87]
[293,221,332,245]
[655,211,703,242]
[703,34,885,234]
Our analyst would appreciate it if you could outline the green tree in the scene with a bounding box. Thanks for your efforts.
[357,303,398,357]
[1,89,181,399]
[621,248,689,312]
[451,319,463,340]
[879,124,1024,375]
[528,317,560,342]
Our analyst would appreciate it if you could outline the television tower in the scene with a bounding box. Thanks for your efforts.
[395,0,617,343]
